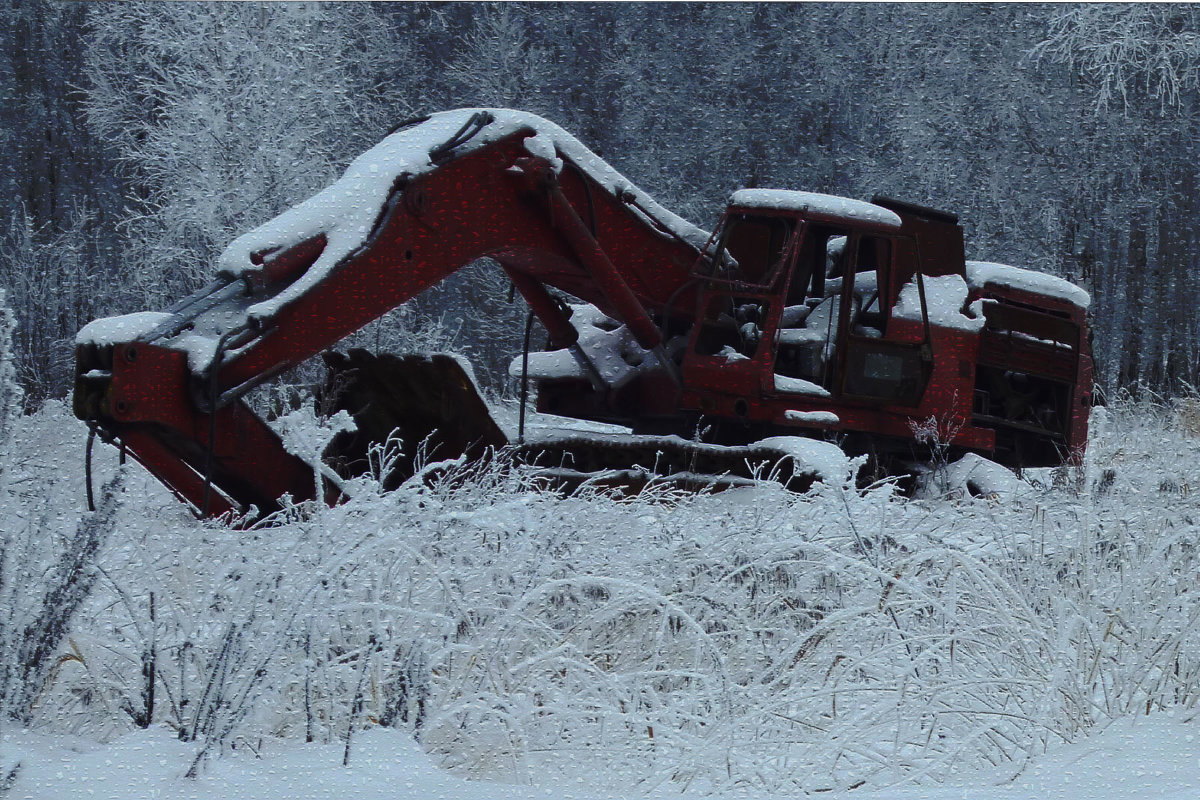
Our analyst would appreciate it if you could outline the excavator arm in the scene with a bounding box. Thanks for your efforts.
[74,110,708,518]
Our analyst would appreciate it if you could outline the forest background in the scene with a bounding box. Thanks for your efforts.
[1,3,1194,407]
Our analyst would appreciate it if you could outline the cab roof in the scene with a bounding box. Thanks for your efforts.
[727,189,903,231]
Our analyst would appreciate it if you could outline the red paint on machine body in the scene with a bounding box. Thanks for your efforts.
[74,111,1092,519]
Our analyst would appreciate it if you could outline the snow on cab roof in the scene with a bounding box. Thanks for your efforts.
[218,108,711,327]
[966,260,1090,309]
[728,189,902,230]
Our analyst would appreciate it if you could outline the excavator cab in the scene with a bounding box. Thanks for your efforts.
[709,212,797,286]
[690,212,795,357]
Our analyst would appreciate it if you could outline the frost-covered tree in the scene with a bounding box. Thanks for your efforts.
[0,288,20,452]
[0,204,102,407]
[83,3,405,301]
[1037,6,1200,113]
[0,4,114,236]
[1035,5,1200,389]
[443,4,551,110]
[0,3,123,407]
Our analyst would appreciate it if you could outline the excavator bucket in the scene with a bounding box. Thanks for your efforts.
[319,349,509,491]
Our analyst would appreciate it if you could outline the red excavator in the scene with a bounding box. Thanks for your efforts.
[73,109,1093,519]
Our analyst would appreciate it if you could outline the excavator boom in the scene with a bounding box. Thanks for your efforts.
[75,110,706,517]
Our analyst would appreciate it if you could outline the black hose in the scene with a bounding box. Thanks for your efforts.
[563,161,598,237]
[85,424,97,512]
[429,111,495,165]
[623,193,700,254]
[386,114,432,137]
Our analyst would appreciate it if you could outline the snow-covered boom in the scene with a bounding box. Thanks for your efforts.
[74,109,1093,518]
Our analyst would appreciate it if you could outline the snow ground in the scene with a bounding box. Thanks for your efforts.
[5,711,1200,799]
[5,399,1200,798]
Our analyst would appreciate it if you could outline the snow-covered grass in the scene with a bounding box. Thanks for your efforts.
[4,396,1200,797]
